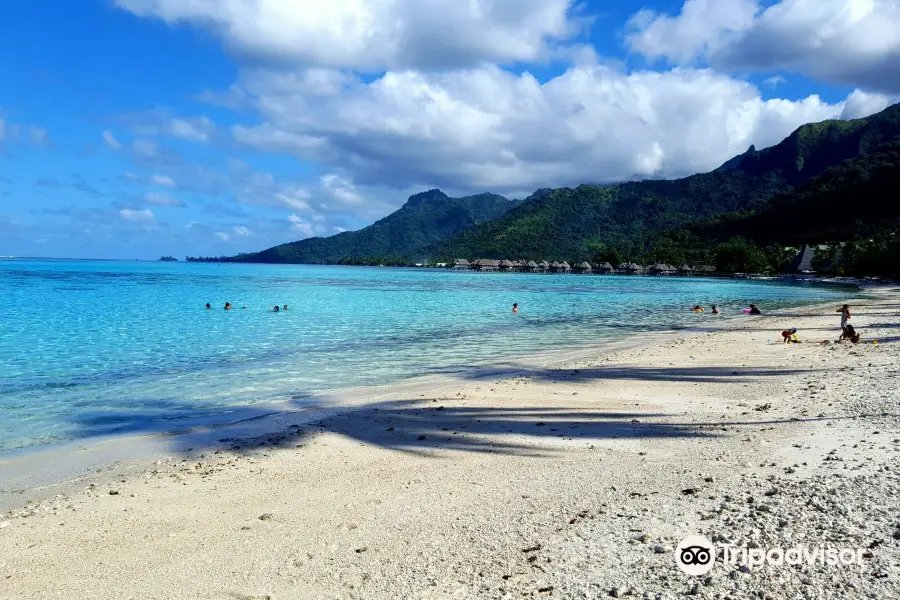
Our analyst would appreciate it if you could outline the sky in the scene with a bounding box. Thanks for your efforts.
[1,0,899,259]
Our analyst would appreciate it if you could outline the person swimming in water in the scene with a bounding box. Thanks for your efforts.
[692,305,704,312]
[283,305,288,311]
[205,303,211,309]
[512,303,518,314]
[273,305,280,312]
[224,302,232,310]
[711,304,720,314]
[748,304,761,315]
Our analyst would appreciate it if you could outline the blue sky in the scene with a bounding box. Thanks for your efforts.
[1,0,898,259]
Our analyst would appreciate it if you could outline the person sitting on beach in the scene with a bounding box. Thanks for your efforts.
[781,328,800,343]
[273,305,280,312]
[837,304,851,333]
[512,303,518,314]
[205,303,211,309]
[711,305,720,314]
[224,302,232,310]
[748,304,761,315]
[692,305,704,312]
[838,324,861,344]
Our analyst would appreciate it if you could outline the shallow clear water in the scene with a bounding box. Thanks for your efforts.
[0,259,850,453]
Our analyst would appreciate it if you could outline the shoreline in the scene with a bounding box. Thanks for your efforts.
[1,291,897,599]
[0,293,869,511]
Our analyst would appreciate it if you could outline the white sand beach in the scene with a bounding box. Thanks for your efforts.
[2,294,899,599]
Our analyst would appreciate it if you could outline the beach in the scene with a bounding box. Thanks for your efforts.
[2,293,899,599]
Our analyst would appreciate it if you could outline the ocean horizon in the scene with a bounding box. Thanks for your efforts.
[0,259,852,455]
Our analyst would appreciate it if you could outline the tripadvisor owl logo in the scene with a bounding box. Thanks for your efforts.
[675,535,715,576]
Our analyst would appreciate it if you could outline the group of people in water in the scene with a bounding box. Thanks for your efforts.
[206,302,289,312]
[690,304,761,314]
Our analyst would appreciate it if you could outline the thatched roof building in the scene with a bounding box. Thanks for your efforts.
[617,262,644,274]
[594,262,614,274]
[452,258,470,270]
[649,263,675,275]
[472,259,500,271]
[573,261,592,273]
[523,260,539,271]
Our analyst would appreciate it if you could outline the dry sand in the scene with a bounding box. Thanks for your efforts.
[1,293,899,599]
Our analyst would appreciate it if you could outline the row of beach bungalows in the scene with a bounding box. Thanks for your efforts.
[452,259,716,275]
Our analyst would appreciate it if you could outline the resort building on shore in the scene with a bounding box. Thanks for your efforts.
[451,259,722,277]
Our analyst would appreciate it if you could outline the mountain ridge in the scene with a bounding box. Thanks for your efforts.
[191,103,900,265]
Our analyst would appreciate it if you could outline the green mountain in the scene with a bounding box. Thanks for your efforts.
[194,190,521,264]
[437,103,900,262]
[689,139,900,246]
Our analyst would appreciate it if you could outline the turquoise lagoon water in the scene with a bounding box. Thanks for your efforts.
[0,259,851,454]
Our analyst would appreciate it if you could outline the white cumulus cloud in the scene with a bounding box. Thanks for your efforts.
[116,0,582,71]
[150,173,176,187]
[119,208,155,222]
[143,191,184,207]
[231,64,860,192]
[627,0,900,94]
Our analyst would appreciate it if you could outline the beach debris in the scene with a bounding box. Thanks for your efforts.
[652,544,671,554]
[354,546,368,553]
[522,544,542,553]
[108,490,120,496]
[258,513,274,521]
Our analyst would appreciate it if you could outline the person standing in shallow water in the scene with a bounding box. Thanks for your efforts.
[512,303,518,314]
[224,302,232,310]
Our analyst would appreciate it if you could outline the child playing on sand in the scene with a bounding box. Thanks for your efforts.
[838,324,861,344]
[837,304,851,334]
[781,328,800,343]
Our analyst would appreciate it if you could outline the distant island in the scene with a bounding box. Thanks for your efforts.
[158,256,178,262]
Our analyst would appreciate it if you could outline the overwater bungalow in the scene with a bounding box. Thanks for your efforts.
[594,262,614,274]
[537,260,550,273]
[452,258,470,270]
[523,260,539,272]
[616,262,644,275]
[649,263,676,276]
[498,259,515,272]
[558,261,572,273]
[573,261,593,274]
[677,264,694,276]
[472,259,500,272]
[693,265,716,276]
